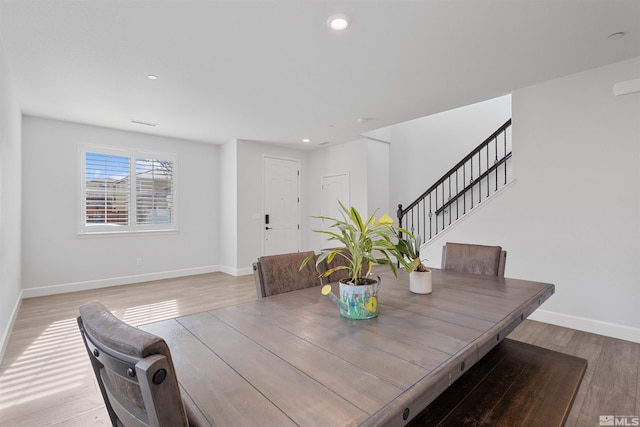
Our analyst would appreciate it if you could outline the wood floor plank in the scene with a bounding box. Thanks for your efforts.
[577,385,637,426]
[591,337,639,397]
[637,353,640,418]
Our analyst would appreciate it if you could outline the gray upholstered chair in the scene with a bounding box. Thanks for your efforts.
[77,301,206,427]
[441,242,507,277]
[253,251,323,298]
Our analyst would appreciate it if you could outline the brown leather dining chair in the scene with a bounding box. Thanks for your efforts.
[77,301,207,427]
[441,242,507,277]
[253,251,323,298]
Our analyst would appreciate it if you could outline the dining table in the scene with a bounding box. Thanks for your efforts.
[140,267,555,427]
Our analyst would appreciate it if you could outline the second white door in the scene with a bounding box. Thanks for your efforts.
[320,173,350,247]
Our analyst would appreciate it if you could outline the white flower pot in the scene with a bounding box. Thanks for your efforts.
[410,270,432,294]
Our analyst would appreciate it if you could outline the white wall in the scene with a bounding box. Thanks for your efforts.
[366,139,390,218]
[416,58,640,342]
[306,139,367,251]
[21,117,221,295]
[219,139,238,274]
[0,32,22,361]
[389,95,512,214]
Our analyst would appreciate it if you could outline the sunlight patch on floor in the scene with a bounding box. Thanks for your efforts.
[0,300,180,416]
[0,317,89,412]
[120,299,179,325]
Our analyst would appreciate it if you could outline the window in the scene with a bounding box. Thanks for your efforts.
[80,146,176,234]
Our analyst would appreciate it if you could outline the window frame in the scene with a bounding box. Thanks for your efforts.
[79,145,178,236]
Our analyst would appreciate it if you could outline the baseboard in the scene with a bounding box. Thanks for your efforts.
[529,309,640,344]
[21,266,222,298]
[0,290,23,365]
[218,265,254,277]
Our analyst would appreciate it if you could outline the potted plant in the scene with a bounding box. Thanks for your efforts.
[300,201,406,319]
[395,232,432,294]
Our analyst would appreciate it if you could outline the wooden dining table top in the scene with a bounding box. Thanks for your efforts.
[140,267,555,427]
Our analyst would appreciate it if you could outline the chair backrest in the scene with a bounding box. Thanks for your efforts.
[77,301,189,427]
[441,242,507,277]
[253,251,322,298]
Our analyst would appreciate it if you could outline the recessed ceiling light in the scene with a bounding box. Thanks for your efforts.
[302,138,311,143]
[147,74,158,80]
[327,14,350,31]
[608,32,625,40]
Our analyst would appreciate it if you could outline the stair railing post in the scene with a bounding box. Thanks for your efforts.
[397,204,404,238]
[397,204,404,268]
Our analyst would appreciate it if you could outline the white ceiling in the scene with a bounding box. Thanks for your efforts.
[0,0,638,148]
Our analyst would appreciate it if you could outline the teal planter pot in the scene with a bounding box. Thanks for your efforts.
[322,277,381,319]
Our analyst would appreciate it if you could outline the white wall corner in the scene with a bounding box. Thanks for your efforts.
[0,290,23,365]
[218,264,254,277]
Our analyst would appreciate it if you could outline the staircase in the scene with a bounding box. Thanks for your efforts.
[397,119,512,243]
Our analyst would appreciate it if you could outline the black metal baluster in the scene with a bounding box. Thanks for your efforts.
[411,208,415,238]
[422,199,426,240]
[470,157,474,209]
[478,150,482,204]
[455,169,459,220]
[447,176,451,226]
[434,186,439,235]
[495,136,499,191]
[486,144,490,198]
[428,193,433,239]
[416,203,420,240]
[441,181,446,230]
[504,128,508,185]
[463,162,467,214]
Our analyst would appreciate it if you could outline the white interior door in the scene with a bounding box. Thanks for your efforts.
[321,174,350,248]
[264,157,299,255]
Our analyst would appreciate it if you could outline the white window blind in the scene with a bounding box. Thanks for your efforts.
[135,158,174,226]
[81,147,176,234]
[84,152,131,227]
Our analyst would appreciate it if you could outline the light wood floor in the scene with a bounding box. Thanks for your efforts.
[0,272,638,426]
